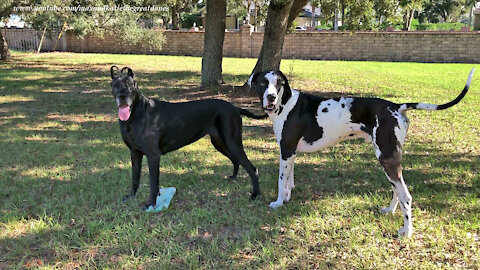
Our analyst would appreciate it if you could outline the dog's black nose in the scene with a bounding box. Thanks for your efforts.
[267,94,276,103]
[118,94,127,100]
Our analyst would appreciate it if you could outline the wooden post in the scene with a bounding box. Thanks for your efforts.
[53,21,67,51]
[37,27,47,53]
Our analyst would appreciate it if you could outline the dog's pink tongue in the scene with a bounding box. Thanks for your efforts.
[118,106,130,121]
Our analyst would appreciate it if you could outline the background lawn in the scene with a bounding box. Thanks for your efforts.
[0,52,479,269]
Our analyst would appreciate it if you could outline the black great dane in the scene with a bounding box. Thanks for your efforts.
[248,68,474,237]
[110,66,267,210]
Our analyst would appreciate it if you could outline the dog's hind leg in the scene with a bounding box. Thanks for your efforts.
[378,151,412,237]
[224,139,261,200]
[210,135,240,179]
[380,188,398,214]
[373,113,412,237]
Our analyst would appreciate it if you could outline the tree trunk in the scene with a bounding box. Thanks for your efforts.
[246,0,252,24]
[468,5,474,27]
[407,9,415,31]
[252,1,293,74]
[311,5,316,28]
[334,7,339,31]
[0,29,11,61]
[251,0,307,75]
[200,0,226,87]
[171,5,179,29]
[287,0,309,29]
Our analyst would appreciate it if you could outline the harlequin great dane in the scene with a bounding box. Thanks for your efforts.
[110,66,267,210]
[248,68,474,237]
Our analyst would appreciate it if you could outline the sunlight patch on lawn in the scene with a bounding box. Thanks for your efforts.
[47,113,114,123]
[22,165,74,181]
[17,121,83,132]
[43,89,69,93]
[0,95,34,103]
[25,134,60,142]
[0,215,59,239]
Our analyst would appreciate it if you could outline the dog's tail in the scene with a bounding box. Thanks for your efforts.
[398,68,475,113]
[237,107,268,119]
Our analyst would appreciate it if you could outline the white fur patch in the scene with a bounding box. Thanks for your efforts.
[247,73,254,87]
[296,98,368,153]
[390,109,409,146]
[466,67,475,88]
[372,116,381,159]
[416,103,438,111]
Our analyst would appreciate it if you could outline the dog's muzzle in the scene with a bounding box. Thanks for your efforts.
[264,103,276,113]
[264,94,277,113]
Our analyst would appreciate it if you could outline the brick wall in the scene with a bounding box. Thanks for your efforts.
[4,26,480,63]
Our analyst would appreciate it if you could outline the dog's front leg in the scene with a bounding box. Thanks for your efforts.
[285,163,295,202]
[123,149,143,202]
[269,155,296,208]
[144,152,161,210]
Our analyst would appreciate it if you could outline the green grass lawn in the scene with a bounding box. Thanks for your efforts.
[1,52,479,269]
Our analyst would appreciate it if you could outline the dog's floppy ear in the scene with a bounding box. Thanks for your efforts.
[277,70,292,105]
[110,66,119,79]
[247,72,260,90]
[277,70,290,89]
[121,67,135,79]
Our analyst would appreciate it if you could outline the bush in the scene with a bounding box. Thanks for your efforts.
[288,20,298,32]
[181,13,202,29]
[411,22,465,31]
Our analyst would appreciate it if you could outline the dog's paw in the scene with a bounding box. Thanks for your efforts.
[228,173,238,180]
[269,200,283,208]
[250,192,261,200]
[122,193,135,203]
[380,206,396,214]
[398,226,413,238]
[142,203,154,211]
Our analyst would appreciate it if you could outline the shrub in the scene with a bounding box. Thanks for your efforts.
[181,13,202,29]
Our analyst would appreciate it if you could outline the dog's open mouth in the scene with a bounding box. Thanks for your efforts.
[264,104,275,113]
[118,105,131,121]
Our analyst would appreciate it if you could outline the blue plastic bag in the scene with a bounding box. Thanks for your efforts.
[145,187,176,213]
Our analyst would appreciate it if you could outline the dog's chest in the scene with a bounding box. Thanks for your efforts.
[120,123,150,151]
[120,124,136,146]
[271,91,300,144]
